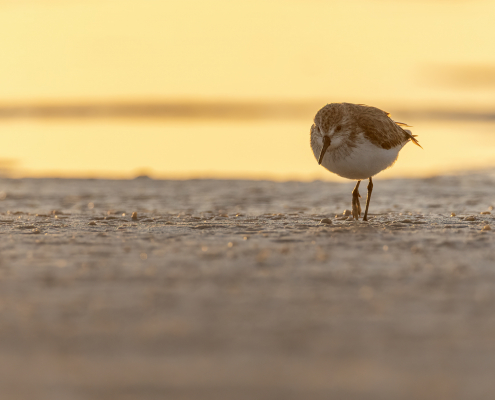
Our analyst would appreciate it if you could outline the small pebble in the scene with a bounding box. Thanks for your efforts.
[450,212,456,217]
[320,218,332,225]
[464,216,476,221]
[482,225,491,231]
[88,221,97,226]
[343,209,352,216]
[131,212,138,221]
[480,211,491,215]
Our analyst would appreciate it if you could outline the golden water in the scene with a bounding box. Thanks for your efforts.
[3,119,494,181]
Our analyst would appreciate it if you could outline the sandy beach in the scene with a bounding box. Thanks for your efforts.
[0,171,494,399]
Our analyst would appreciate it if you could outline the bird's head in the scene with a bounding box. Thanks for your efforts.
[310,119,347,165]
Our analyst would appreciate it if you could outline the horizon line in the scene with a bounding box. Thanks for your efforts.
[0,100,492,122]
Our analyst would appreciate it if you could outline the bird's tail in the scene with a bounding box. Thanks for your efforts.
[404,129,422,149]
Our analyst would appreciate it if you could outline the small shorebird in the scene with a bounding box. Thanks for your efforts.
[310,103,421,221]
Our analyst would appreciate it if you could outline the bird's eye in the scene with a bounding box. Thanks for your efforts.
[335,125,342,132]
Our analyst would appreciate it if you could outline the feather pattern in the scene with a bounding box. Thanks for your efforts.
[312,103,421,150]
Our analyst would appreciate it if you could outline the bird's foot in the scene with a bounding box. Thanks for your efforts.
[352,190,361,220]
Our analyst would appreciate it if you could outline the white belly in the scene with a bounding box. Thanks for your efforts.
[319,140,404,180]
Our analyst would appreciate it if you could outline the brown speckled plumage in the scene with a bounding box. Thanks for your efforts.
[312,103,420,150]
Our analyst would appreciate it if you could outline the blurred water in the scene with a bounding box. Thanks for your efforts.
[1,116,494,181]
[1,0,495,180]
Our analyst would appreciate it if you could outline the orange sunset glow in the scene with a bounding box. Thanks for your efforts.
[0,0,494,179]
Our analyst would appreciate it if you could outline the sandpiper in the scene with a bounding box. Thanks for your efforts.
[310,103,421,221]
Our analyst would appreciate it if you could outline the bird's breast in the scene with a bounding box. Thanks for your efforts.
[317,140,404,180]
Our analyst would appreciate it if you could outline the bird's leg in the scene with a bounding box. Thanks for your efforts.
[352,180,361,220]
[363,177,373,221]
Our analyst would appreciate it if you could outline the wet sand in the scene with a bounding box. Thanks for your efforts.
[0,171,494,400]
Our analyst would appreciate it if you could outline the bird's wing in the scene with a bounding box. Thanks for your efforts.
[356,106,422,149]
[356,110,405,150]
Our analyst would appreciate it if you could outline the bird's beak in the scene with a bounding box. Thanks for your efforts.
[318,136,331,165]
